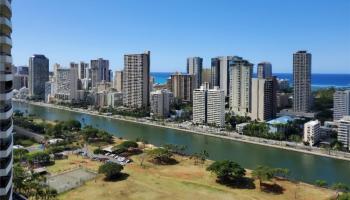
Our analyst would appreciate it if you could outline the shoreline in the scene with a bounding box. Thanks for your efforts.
[13,99,350,162]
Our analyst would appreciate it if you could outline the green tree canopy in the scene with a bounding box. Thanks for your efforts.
[98,162,124,180]
[206,160,246,183]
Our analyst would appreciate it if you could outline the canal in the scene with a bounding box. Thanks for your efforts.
[13,101,350,186]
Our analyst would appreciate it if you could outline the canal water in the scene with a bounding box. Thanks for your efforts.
[13,101,350,186]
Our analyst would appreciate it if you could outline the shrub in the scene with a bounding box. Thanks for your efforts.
[98,162,124,180]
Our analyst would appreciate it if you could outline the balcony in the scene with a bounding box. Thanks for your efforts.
[0,0,11,18]
[0,35,11,48]
[0,73,12,82]
[0,136,12,158]
[0,55,11,64]
[0,80,12,94]
[0,89,12,101]
[0,170,12,196]
[0,154,12,176]
[0,105,11,120]
[0,118,12,132]
[0,16,11,36]
[0,187,12,200]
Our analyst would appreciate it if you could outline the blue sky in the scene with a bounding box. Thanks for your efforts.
[12,0,350,73]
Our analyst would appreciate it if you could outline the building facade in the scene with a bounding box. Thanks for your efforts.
[211,56,234,96]
[78,62,88,80]
[230,58,253,116]
[250,77,277,121]
[303,120,321,146]
[257,62,272,79]
[187,57,203,89]
[123,51,150,108]
[91,58,110,88]
[150,89,173,118]
[193,84,225,127]
[114,70,123,92]
[293,51,312,112]
[338,116,350,150]
[333,90,350,121]
[169,72,195,102]
[28,54,49,99]
[0,1,13,199]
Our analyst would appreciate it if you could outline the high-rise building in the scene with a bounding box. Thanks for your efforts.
[187,57,203,88]
[333,90,350,121]
[123,51,150,108]
[303,120,321,146]
[113,70,123,92]
[211,56,234,96]
[78,62,88,80]
[251,77,277,121]
[293,50,312,112]
[202,68,211,87]
[338,116,350,150]
[13,74,28,90]
[150,89,173,118]
[257,62,272,79]
[91,58,109,88]
[169,72,195,102]
[0,1,13,199]
[70,62,79,101]
[28,54,49,99]
[53,64,78,102]
[230,58,253,116]
[193,84,225,127]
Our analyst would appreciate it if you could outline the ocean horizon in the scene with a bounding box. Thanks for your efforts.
[150,72,350,89]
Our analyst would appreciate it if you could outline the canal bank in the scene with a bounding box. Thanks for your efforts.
[13,100,350,186]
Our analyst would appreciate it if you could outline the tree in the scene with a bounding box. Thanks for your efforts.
[206,160,246,183]
[118,141,138,149]
[26,151,52,166]
[190,150,209,165]
[14,148,29,163]
[98,162,124,180]
[315,180,328,187]
[251,165,275,190]
[147,147,174,165]
[338,193,350,200]
[332,182,349,192]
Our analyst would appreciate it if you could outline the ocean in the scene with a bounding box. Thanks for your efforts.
[151,72,350,90]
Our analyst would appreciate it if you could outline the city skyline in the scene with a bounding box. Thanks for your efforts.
[12,0,350,73]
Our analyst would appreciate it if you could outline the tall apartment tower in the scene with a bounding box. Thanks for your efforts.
[78,62,88,79]
[211,56,235,96]
[230,58,253,116]
[193,84,225,127]
[0,1,13,199]
[338,116,350,150]
[91,58,109,88]
[123,51,150,108]
[187,57,203,89]
[69,62,79,101]
[333,90,350,121]
[293,51,312,112]
[113,70,123,92]
[251,77,277,121]
[28,54,49,99]
[257,62,272,79]
[169,72,195,102]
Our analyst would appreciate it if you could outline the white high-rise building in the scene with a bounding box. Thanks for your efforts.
[0,1,13,199]
[230,58,253,116]
[193,83,225,127]
[293,50,312,112]
[123,51,150,108]
[338,116,350,150]
[211,56,234,96]
[250,77,277,121]
[54,64,79,102]
[303,120,321,146]
[257,62,272,79]
[78,62,88,80]
[333,90,350,121]
[150,89,173,118]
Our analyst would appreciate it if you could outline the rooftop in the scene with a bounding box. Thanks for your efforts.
[267,116,294,125]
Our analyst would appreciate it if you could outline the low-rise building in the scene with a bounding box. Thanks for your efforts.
[303,120,321,146]
[267,116,295,133]
[107,91,123,108]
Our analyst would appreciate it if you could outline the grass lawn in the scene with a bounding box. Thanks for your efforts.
[47,155,100,175]
[57,154,336,200]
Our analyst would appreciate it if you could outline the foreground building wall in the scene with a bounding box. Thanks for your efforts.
[0,0,13,199]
